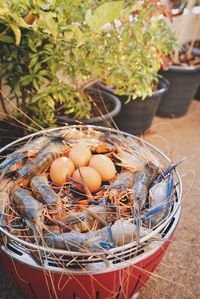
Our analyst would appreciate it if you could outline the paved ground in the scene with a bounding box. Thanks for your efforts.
[140,99,200,299]
[0,99,199,299]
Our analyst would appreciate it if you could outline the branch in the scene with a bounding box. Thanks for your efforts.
[0,78,10,116]
[79,78,99,93]
[170,0,197,63]
[187,14,200,57]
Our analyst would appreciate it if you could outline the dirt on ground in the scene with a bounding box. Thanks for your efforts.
[0,100,200,299]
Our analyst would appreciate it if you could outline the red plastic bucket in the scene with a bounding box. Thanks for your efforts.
[0,211,179,299]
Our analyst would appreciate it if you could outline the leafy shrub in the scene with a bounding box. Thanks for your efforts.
[0,0,177,127]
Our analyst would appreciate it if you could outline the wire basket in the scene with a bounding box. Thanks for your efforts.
[0,125,182,299]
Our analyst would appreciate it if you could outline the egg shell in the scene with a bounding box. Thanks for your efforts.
[50,157,75,185]
[72,166,102,193]
[68,144,92,167]
[89,154,116,181]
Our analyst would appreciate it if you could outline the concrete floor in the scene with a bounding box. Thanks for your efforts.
[0,100,199,299]
[140,99,200,299]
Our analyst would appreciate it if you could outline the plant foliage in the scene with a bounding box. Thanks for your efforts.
[0,0,177,127]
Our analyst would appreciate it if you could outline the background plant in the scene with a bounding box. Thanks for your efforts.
[0,0,177,127]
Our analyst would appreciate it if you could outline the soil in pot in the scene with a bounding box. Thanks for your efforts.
[187,40,200,60]
[56,89,121,127]
[113,78,169,136]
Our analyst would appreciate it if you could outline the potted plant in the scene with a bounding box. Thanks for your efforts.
[0,0,177,140]
[0,0,125,139]
[195,85,200,100]
[92,2,177,135]
[156,0,200,117]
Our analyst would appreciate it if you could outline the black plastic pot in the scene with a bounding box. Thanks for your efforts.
[0,120,26,155]
[157,65,200,117]
[96,78,169,135]
[56,88,121,127]
[94,82,115,95]
[194,85,200,100]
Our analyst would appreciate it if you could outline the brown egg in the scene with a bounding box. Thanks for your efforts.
[72,166,102,193]
[50,157,75,185]
[68,144,92,167]
[89,154,116,181]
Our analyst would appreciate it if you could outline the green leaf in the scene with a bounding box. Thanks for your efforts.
[32,95,42,103]
[44,44,53,53]
[20,76,33,86]
[12,15,31,28]
[0,35,14,43]
[64,24,83,43]
[38,70,49,77]
[85,1,124,32]
[38,12,58,38]
[33,78,40,89]
[47,97,55,109]
[146,86,152,97]
[28,39,37,52]
[0,4,9,16]
[9,23,21,45]
[29,56,38,69]
[33,62,41,73]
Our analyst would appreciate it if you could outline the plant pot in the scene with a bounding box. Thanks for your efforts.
[0,90,121,155]
[0,120,26,155]
[157,65,200,117]
[97,78,169,135]
[194,84,200,100]
[94,82,115,95]
[56,89,121,127]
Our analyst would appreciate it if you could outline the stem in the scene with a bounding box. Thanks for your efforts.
[14,93,20,108]
[171,0,196,63]
[0,28,8,36]
[186,0,196,10]
[21,89,26,108]
[20,88,27,125]
[187,14,200,56]
[167,3,186,18]
[1,89,43,131]
[79,78,99,93]
[0,78,10,116]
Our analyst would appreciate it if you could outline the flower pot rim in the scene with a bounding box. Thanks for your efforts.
[167,63,200,73]
[56,88,121,124]
[97,77,169,99]
[146,77,169,98]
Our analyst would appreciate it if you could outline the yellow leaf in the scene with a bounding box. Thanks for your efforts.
[9,23,21,45]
